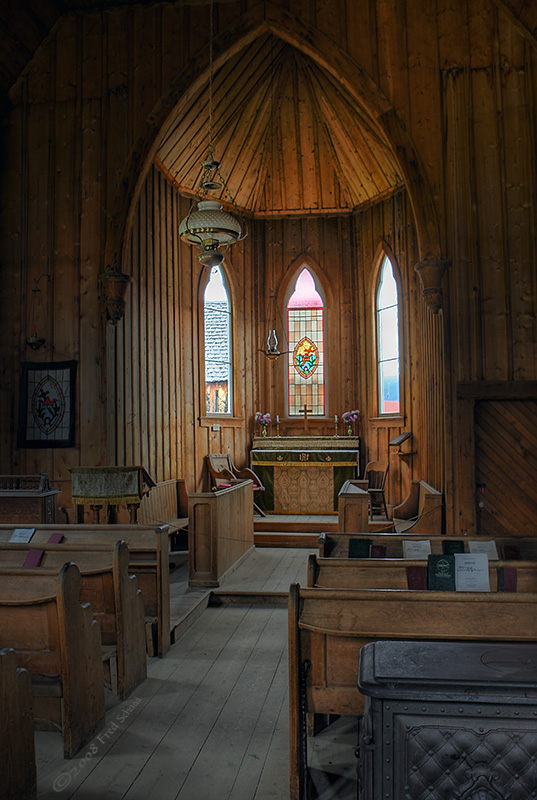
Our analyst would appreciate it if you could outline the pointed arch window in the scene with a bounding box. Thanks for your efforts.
[376,255,400,415]
[287,267,325,416]
[203,266,232,415]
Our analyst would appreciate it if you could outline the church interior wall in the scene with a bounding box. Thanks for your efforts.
[0,0,535,530]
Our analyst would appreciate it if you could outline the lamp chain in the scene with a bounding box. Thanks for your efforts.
[208,0,214,153]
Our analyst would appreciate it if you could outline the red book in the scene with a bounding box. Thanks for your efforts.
[406,565,428,590]
[47,533,64,543]
[500,545,520,561]
[498,567,517,592]
[370,544,386,558]
[23,548,44,567]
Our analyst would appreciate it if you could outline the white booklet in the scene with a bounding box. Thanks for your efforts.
[468,540,499,560]
[455,553,490,591]
[9,527,36,543]
[402,539,431,559]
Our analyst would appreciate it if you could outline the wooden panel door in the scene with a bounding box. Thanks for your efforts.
[475,400,537,537]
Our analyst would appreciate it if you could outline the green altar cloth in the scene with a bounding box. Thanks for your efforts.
[251,448,359,514]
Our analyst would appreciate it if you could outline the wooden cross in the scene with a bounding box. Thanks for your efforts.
[300,404,312,433]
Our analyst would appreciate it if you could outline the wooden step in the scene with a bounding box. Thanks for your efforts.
[254,519,338,533]
[254,531,319,548]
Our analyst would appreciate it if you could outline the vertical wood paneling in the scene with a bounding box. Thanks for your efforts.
[0,0,535,524]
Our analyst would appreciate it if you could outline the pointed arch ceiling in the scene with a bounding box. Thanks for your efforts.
[155,34,403,218]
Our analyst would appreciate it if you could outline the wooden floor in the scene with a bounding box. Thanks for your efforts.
[35,546,358,800]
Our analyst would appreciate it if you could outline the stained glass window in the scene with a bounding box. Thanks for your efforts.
[287,268,325,416]
[376,256,400,414]
[204,266,232,415]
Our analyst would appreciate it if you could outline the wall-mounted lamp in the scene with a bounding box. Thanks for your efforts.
[25,273,50,350]
[100,261,132,325]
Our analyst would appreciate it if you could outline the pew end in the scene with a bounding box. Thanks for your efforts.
[0,647,37,799]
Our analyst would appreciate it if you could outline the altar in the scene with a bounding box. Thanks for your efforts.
[251,436,360,515]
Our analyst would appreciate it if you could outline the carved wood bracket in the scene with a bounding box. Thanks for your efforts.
[414,257,451,313]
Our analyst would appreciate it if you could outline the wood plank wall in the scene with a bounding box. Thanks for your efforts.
[251,192,424,508]
[119,166,256,494]
[0,0,535,528]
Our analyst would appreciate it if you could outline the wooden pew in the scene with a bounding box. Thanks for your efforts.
[307,552,537,591]
[0,540,147,699]
[0,562,105,758]
[288,581,537,800]
[318,530,537,559]
[138,478,189,548]
[0,523,170,657]
[390,479,443,533]
[0,647,36,799]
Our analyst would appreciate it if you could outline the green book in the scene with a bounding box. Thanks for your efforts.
[427,554,456,591]
[348,538,371,558]
[442,539,465,555]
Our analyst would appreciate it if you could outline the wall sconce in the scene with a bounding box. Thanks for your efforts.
[100,262,132,325]
[25,273,49,350]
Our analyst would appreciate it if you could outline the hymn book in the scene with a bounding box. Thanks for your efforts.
[402,539,431,559]
[442,539,465,555]
[454,553,490,592]
[9,528,35,543]
[427,555,456,591]
[348,538,371,558]
[468,540,499,560]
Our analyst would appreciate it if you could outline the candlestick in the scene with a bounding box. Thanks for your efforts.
[334,415,339,437]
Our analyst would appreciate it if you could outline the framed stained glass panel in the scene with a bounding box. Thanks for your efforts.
[287,268,325,416]
[17,361,77,448]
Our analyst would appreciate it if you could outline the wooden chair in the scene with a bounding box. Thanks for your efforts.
[364,460,389,518]
[206,453,266,516]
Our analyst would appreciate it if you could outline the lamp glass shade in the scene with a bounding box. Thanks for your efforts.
[179,200,242,247]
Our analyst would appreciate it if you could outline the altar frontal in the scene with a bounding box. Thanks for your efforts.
[251,448,359,514]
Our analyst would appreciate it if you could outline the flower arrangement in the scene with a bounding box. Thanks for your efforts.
[255,411,271,436]
[342,409,360,435]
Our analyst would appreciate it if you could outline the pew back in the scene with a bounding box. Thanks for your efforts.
[318,531,537,559]
[0,541,147,699]
[0,647,36,799]
[0,523,170,656]
[307,553,537,591]
[0,562,105,758]
[288,581,537,800]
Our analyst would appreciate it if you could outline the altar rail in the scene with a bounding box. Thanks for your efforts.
[188,481,254,587]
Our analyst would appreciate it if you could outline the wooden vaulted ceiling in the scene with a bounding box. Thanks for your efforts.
[156,34,403,218]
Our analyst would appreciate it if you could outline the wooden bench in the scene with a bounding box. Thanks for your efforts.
[0,562,105,758]
[0,523,171,657]
[337,480,396,533]
[390,479,443,533]
[288,581,537,800]
[0,647,36,799]
[0,540,147,699]
[138,478,189,548]
[307,552,537,591]
[318,530,537,559]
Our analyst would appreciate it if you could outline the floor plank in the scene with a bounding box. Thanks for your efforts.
[35,547,357,800]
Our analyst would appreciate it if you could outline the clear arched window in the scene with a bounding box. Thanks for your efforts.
[376,256,400,414]
[204,266,232,415]
[287,267,325,416]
